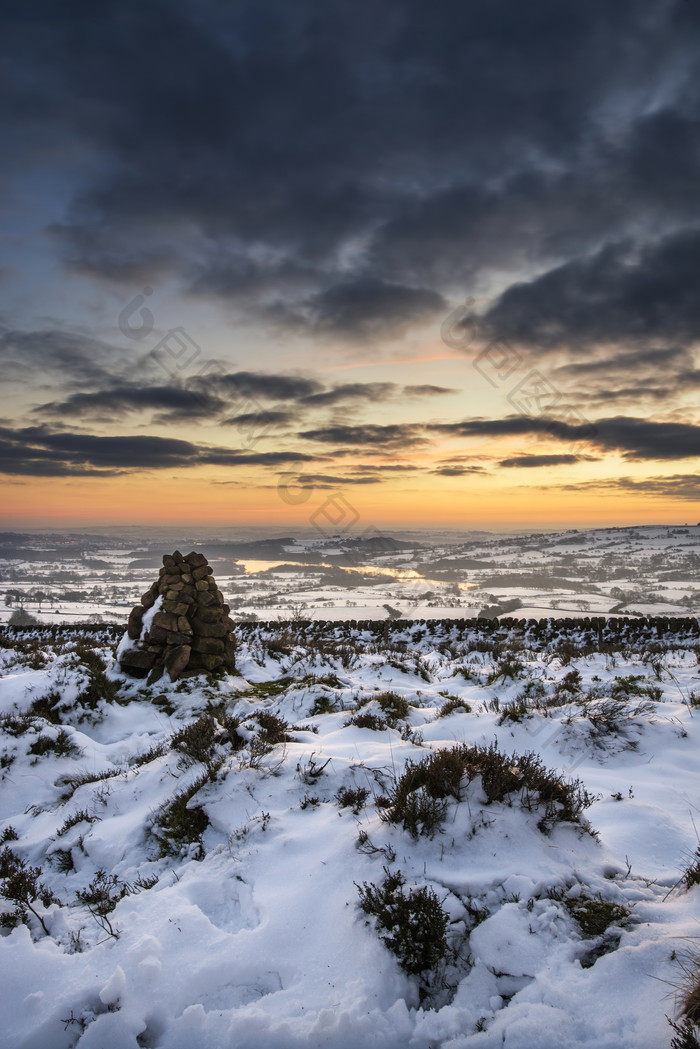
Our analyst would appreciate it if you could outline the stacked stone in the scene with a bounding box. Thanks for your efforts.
[119,550,236,681]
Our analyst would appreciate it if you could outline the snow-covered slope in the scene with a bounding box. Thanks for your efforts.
[1,619,699,1048]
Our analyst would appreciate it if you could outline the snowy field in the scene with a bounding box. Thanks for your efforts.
[1,616,700,1048]
[1,523,699,626]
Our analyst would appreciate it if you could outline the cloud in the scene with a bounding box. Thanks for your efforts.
[298,381,455,407]
[0,425,318,477]
[35,383,229,423]
[432,465,487,476]
[299,423,428,449]
[275,473,382,488]
[6,0,696,353]
[403,384,458,398]
[222,410,294,428]
[0,327,130,387]
[554,346,693,378]
[301,382,400,407]
[34,372,441,426]
[550,474,700,501]
[269,279,447,341]
[476,228,700,352]
[498,454,597,468]
[428,415,700,460]
[349,463,419,472]
[213,372,323,401]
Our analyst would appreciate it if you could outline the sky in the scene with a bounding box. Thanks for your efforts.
[1,0,699,532]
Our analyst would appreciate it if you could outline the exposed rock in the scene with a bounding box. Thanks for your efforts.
[127,606,144,640]
[141,586,158,610]
[118,551,236,681]
[165,644,191,679]
[191,635,225,655]
[192,619,227,638]
[119,648,157,675]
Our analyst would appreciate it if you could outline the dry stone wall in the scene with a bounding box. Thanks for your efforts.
[118,550,236,681]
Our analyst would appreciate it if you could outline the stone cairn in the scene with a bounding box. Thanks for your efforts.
[118,551,236,682]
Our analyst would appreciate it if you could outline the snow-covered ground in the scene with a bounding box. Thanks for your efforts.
[1,617,699,1048]
[1,523,699,625]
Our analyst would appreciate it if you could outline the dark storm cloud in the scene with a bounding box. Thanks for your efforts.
[270,280,448,341]
[476,228,700,352]
[0,425,318,477]
[428,415,700,461]
[5,0,700,349]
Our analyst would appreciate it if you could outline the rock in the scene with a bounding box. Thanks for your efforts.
[161,573,182,589]
[151,611,180,632]
[120,648,156,674]
[163,555,176,568]
[146,663,165,685]
[192,619,227,638]
[191,635,225,655]
[189,652,223,671]
[165,644,191,680]
[222,639,237,668]
[164,631,193,646]
[141,589,158,610]
[185,552,208,568]
[172,550,184,563]
[145,625,170,644]
[195,579,211,592]
[127,605,144,640]
[191,565,212,581]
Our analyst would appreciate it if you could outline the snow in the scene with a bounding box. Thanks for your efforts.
[1,522,698,625]
[0,617,699,1047]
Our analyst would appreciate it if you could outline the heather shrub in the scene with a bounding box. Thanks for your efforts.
[381,742,596,838]
[357,867,448,976]
[171,714,218,765]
